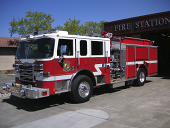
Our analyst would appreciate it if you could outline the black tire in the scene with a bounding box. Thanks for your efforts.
[134,68,146,86]
[69,75,93,103]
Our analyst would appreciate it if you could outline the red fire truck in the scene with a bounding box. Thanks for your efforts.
[4,30,158,103]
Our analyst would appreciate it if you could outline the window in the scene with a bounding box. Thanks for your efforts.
[16,38,54,59]
[91,41,103,55]
[80,40,87,56]
[57,39,73,56]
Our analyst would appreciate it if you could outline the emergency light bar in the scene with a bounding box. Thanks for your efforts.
[38,29,59,35]
[24,34,34,39]
[86,33,102,37]
[23,29,68,38]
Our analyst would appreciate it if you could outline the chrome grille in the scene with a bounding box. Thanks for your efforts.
[19,64,35,82]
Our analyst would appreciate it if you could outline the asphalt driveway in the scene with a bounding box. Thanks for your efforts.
[0,75,170,128]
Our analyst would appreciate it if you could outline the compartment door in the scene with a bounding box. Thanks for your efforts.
[126,46,135,79]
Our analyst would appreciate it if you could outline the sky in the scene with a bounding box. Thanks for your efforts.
[0,0,170,37]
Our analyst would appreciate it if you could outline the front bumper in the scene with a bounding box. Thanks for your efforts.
[3,83,49,99]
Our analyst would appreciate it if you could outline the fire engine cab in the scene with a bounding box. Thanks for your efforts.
[4,30,158,103]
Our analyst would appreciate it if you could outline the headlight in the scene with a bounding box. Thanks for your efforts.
[34,64,43,70]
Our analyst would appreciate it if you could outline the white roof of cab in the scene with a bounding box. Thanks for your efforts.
[22,30,110,41]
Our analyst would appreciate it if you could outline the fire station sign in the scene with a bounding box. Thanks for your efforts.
[104,11,170,36]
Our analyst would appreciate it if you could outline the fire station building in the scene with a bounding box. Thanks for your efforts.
[104,11,170,74]
[0,37,20,75]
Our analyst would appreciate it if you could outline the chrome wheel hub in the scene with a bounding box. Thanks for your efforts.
[139,72,145,83]
[78,81,90,98]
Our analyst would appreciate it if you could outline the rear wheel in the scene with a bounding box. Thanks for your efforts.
[134,68,146,86]
[69,75,93,103]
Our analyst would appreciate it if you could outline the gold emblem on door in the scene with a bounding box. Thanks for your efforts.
[63,61,71,72]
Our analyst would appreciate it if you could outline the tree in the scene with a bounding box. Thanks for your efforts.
[9,11,54,37]
[9,16,18,37]
[55,17,83,35]
[82,21,106,35]
[98,21,106,33]
[55,18,106,35]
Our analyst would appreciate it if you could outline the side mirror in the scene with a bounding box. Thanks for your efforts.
[61,45,67,55]
[58,45,67,64]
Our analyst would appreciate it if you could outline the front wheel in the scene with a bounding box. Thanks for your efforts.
[134,68,146,86]
[69,75,93,103]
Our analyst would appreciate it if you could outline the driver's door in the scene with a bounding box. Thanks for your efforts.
[54,38,76,78]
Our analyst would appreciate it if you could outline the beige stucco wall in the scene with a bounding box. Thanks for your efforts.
[0,47,16,70]
[0,55,15,70]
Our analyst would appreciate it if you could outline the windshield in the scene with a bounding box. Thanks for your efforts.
[16,38,54,59]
